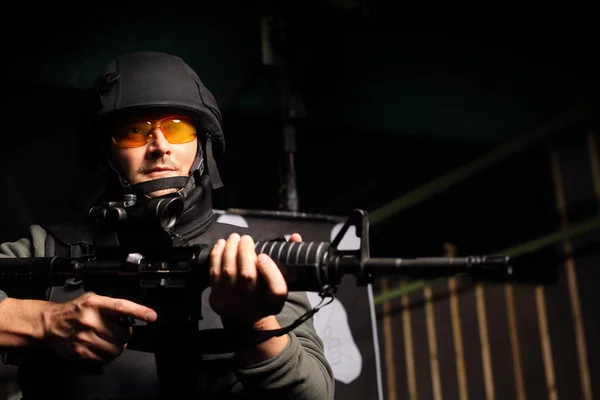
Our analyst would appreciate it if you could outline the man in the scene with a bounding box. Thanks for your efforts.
[0,51,334,399]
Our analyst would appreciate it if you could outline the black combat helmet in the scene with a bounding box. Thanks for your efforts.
[89,51,225,196]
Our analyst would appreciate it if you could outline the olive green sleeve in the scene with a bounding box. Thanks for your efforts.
[0,225,48,302]
[234,291,335,399]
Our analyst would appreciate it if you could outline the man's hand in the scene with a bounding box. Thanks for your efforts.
[208,233,302,329]
[41,292,157,365]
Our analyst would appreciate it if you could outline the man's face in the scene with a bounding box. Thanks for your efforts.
[107,110,198,198]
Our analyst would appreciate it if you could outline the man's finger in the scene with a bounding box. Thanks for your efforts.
[97,319,132,346]
[256,254,288,316]
[238,235,258,292]
[92,296,158,323]
[256,254,287,298]
[222,233,241,282]
[87,331,125,359]
[288,233,303,243]
[209,239,226,286]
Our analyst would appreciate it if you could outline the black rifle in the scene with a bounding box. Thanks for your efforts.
[0,196,515,350]
[0,196,516,299]
[0,196,514,295]
[0,194,550,394]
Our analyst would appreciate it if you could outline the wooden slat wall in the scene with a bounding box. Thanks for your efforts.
[377,129,599,400]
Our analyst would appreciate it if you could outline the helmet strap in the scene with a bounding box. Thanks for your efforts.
[103,131,222,197]
[205,133,223,189]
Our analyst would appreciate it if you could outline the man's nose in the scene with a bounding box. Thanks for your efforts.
[147,128,171,154]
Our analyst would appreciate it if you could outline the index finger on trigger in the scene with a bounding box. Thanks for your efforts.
[96,297,158,323]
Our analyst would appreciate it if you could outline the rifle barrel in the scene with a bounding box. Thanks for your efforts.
[362,255,512,279]
[255,241,512,290]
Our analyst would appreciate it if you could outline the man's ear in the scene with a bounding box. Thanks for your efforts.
[104,145,130,187]
[103,144,116,170]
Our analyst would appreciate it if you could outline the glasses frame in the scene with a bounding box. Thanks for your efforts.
[110,115,197,148]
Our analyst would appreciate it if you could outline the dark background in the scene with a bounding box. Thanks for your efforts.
[0,1,598,399]
[2,0,597,256]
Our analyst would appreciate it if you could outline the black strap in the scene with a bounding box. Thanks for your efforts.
[44,224,95,271]
[130,176,189,194]
[205,135,223,189]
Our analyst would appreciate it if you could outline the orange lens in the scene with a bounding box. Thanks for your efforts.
[111,117,197,148]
